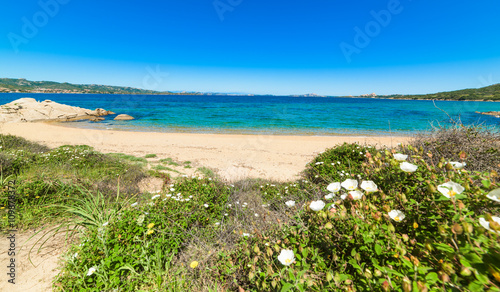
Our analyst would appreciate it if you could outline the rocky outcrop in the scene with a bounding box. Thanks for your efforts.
[476,111,500,118]
[114,114,135,120]
[0,98,114,123]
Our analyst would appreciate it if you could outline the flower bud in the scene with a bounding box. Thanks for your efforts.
[364,268,372,279]
[411,256,420,267]
[427,184,437,193]
[457,201,465,210]
[439,271,449,283]
[417,281,428,292]
[460,267,472,277]
[382,205,390,213]
[382,280,391,291]
[374,269,382,277]
[463,222,473,234]
[446,163,453,170]
[452,223,463,235]
[424,239,433,252]
[402,277,412,292]
[402,234,409,242]
[442,263,454,275]
[438,225,447,236]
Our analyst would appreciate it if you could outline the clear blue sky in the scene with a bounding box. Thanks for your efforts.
[1,0,499,95]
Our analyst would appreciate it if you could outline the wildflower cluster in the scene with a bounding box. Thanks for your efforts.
[222,143,500,291]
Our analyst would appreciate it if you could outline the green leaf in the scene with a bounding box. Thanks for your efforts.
[482,179,492,188]
[464,253,483,264]
[281,283,295,292]
[434,243,454,254]
[425,272,439,284]
[468,281,484,291]
[375,244,382,256]
[474,270,489,284]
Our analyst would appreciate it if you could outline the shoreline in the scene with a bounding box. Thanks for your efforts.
[56,120,411,137]
[0,122,411,181]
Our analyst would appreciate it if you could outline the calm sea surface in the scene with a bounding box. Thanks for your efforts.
[1,93,499,135]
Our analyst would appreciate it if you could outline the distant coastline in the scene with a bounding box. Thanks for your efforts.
[1,77,499,101]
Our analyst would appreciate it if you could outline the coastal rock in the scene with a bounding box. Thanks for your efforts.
[0,98,113,123]
[90,116,105,122]
[114,114,135,120]
[476,111,500,118]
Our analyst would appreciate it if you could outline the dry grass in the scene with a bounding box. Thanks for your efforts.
[408,124,500,173]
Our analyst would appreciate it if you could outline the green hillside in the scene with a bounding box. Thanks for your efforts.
[388,83,500,101]
[0,78,189,95]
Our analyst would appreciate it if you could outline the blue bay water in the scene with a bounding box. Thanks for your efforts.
[1,93,499,135]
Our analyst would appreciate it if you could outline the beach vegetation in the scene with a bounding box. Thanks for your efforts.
[1,127,499,291]
[145,153,157,158]
[197,166,216,178]
[152,164,179,173]
[159,157,180,166]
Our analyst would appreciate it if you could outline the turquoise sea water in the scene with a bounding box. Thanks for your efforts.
[1,93,499,135]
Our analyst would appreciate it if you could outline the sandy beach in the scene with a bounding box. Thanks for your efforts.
[0,122,410,181]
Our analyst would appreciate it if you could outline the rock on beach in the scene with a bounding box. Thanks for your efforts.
[114,114,135,120]
[0,98,114,123]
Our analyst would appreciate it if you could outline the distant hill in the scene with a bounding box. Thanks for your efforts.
[385,83,500,101]
[0,78,200,95]
[1,78,499,100]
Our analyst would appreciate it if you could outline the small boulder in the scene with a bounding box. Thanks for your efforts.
[90,116,105,122]
[114,114,135,120]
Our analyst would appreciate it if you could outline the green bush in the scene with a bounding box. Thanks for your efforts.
[215,144,500,291]
[56,177,232,291]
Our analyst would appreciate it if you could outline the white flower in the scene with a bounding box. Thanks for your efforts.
[204,204,209,208]
[151,195,160,200]
[277,249,295,266]
[255,213,259,217]
[479,217,500,234]
[349,190,364,200]
[340,193,348,200]
[437,181,465,199]
[324,193,335,200]
[388,210,405,222]
[310,200,325,211]
[285,200,295,207]
[341,179,358,191]
[393,153,408,161]
[102,222,109,227]
[131,202,138,207]
[360,181,378,193]
[486,189,500,203]
[170,188,175,191]
[449,161,466,169]
[242,233,250,237]
[327,182,341,193]
[87,267,97,276]
[73,252,78,258]
[400,162,418,173]
[215,222,220,226]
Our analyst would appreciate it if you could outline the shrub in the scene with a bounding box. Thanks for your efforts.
[0,134,50,153]
[55,177,232,291]
[215,143,500,291]
[409,125,500,173]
